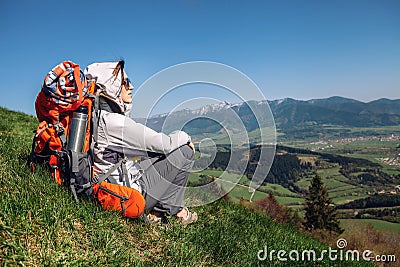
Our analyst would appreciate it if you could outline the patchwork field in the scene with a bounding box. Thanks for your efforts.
[190,165,369,207]
[341,219,400,233]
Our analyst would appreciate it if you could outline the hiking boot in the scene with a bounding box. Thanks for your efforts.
[147,211,171,229]
[178,207,198,227]
[147,212,168,224]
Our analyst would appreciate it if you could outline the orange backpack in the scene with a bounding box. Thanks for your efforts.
[29,61,145,218]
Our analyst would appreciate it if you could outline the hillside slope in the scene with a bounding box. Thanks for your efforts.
[0,107,371,266]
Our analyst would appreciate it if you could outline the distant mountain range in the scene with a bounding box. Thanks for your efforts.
[137,96,400,141]
[269,96,400,128]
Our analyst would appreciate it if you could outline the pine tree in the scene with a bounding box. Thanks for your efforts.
[303,174,343,233]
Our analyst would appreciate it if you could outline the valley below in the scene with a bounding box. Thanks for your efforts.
[188,126,400,234]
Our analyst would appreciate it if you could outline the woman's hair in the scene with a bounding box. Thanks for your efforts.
[112,60,125,88]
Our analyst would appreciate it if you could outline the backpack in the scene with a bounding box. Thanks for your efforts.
[29,61,145,218]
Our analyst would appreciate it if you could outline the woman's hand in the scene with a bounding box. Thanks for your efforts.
[188,142,195,152]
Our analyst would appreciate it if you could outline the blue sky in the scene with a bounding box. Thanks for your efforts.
[0,0,399,116]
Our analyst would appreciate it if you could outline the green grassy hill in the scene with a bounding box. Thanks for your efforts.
[0,107,372,266]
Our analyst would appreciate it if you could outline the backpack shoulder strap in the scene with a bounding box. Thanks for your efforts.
[91,83,106,147]
[92,89,101,146]
[92,158,126,185]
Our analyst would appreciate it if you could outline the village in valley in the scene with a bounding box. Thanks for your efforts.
[308,134,400,167]
[375,185,400,196]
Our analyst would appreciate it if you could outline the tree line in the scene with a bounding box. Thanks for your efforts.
[338,194,400,209]
[194,146,311,193]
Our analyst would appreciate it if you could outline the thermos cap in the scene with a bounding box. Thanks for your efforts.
[76,106,88,114]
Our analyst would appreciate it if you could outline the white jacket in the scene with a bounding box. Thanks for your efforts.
[84,62,191,192]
